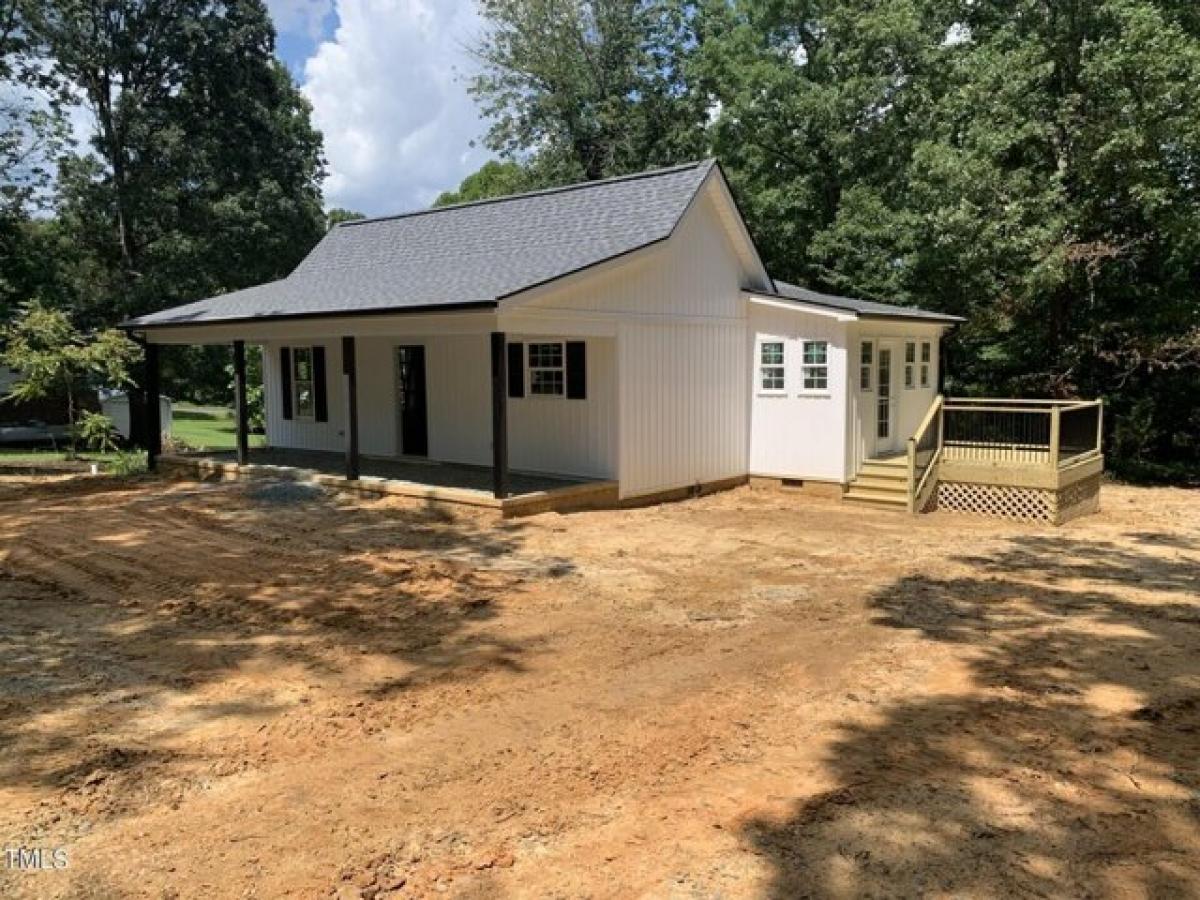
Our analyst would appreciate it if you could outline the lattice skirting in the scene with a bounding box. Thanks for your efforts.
[934,475,1101,525]
[937,481,1053,522]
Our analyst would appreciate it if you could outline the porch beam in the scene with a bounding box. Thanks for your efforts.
[342,336,360,480]
[232,340,250,466]
[490,331,509,499]
[144,342,162,471]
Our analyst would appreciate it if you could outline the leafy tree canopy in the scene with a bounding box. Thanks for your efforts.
[327,208,367,228]
[469,0,709,183]
[433,160,532,206]
[0,300,139,452]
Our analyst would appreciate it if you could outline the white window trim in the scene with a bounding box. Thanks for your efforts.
[757,339,786,395]
[799,340,830,395]
[859,340,874,393]
[919,341,932,388]
[527,340,566,398]
[292,345,316,421]
[903,340,917,390]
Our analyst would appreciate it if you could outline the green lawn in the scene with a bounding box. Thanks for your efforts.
[171,403,266,451]
[0,403,260,468]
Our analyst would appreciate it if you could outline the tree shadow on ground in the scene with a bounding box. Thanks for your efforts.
[0,477,567,801]
[743,532,1200,898]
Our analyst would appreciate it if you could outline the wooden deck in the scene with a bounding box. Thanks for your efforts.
[855,397,1105,523]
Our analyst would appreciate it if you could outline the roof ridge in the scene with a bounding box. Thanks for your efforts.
[335,159,715,229]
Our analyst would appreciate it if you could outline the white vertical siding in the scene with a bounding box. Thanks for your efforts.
[617,321,747,497]
[355,336,398,457]
[424,334,491,466]
[748,305,851,482]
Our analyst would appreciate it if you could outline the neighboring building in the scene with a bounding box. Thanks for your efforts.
[100,391,173,441]
[123,160,1103,522]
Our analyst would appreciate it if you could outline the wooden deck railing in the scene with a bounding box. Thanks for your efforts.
[905,397,1103,512]
[906,395,943,513]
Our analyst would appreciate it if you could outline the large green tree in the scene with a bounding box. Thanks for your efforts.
[28,0,328,324]
[21,0,327,399]
[470,0,708,182]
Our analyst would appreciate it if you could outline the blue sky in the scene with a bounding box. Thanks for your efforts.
[265,0,492,216]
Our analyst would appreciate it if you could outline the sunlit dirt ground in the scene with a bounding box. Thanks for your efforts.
[1,474,1197,898]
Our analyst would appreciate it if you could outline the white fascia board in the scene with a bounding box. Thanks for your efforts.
[745,292,857,322]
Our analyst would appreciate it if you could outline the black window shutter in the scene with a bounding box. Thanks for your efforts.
[566,341,587,399]
[507,342,524,398]
[313,345,328,422]
[280,347,293,420]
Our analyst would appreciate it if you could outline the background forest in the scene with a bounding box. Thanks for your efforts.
[2,0,1197,479]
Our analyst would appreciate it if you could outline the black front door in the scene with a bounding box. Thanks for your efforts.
[396,346,428,456]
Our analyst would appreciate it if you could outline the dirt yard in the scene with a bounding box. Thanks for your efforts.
[0,473,1197,899]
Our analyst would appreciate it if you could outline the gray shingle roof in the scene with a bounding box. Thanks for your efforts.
[763,281,964,323]
[125,160,717,328]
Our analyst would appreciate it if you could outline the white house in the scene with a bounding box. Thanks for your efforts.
[123,160,1101,521]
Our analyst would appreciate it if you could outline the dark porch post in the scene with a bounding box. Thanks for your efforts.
[232,340,250,466]
[342,336,360,480]
[144,342,162,471]
[490,331,509,499]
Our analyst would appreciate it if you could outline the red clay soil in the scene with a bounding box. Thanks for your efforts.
[0,474,1197,899]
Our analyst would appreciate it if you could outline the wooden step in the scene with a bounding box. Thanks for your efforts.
[857,464,908,482]
[843,486,908,507]
[864,455,907,468]
[852,474,909,492]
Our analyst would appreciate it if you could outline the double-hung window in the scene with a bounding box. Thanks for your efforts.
[859,341,874,391]
[293,346,315,419]
[528,342,565,396]
[920,341,932,388]
[904,341,916,389]
[802,341,829,391]
[759,341,785,391]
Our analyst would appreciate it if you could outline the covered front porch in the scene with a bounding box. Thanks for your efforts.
[128,308,620,514]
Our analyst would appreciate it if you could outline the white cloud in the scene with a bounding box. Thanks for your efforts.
[301,0,491,215]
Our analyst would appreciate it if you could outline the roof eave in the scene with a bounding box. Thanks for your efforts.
[857,312,965,325]
[121,299,499,332]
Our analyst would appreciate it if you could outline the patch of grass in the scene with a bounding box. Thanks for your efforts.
[0,449,125,463]
[0,448,144,474]
[171,403,266,452]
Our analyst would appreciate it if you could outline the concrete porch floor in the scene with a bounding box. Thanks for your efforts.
[158,449,618,517]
